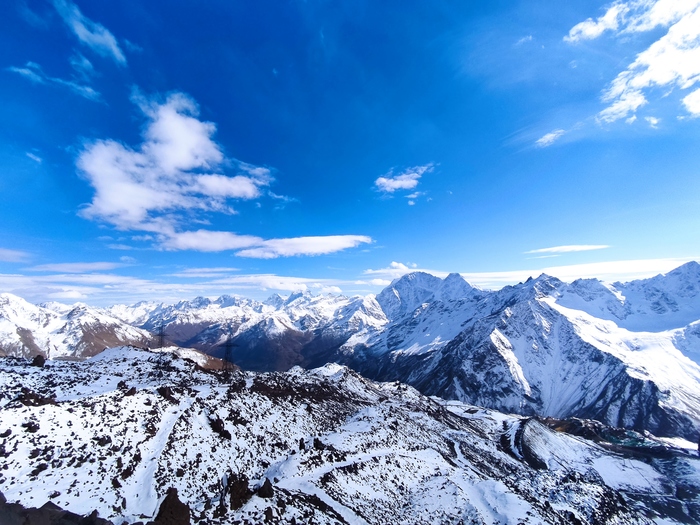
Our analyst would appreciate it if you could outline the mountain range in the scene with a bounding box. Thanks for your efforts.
[2,262,700,440]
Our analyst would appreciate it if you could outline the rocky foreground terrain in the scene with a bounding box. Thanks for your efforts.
[1,347,699,524]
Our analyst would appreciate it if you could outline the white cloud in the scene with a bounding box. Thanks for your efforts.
[0,248,30,263]
[535,129,566,147]
[235,235,372,259]
[52,0,126,65]
[645,116,661,127]
[170,267,240,278]
[515,35,534,46]
[77,91,371,257]
[374,164,433,193]
[683,88,700,115]
[26,152,42,163]
[69,52,95,82]
[566,1,700,123]
[28,262,128,273]
[160,230,263,252]
[565,3,628,42]
[364,261,449,280]
[160,230,372,258]
[524,245,610,254]
[8,62,99,101]
[77,92,270,234]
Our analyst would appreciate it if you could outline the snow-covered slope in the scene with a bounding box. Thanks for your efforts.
[346,269,700,440]
[1,347,698,524]
[0,293,152,359]
[3,262,700,441]
[558,261,700,332]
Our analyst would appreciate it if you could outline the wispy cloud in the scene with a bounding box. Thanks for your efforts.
[52,0,126,65]
[566,1,700,122]
[0,270,354,306]
[363,262,436,280]
[28,262,129,273]
[17,1,50,28]
[364,257,698,290]
[26,152,42,163]
[7,61,100,101]
[374,164,433,193]
[69,52,96,82]
[235,235,372,259]
[535,129,566,147]
[524,245,610,254]
[169,267,240,278]
[0,248,31,263]
[77,91,372,258]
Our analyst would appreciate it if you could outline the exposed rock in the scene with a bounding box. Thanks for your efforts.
[31,354,46,367]
[17,387,56,407]
[156,386,176,403]
[209,417,231,440]
[257,478,274,499]
[150,487,190,525]
[227,473,252,510]
[0,490,113,524]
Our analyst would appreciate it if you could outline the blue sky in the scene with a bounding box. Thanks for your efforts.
[1,0,699,305]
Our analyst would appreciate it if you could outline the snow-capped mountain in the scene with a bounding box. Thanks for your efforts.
[350,271,700,440]
[0,293,152,359]
[1,347,698,524]
[3,262,700,441]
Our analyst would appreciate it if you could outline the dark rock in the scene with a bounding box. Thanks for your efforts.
[156,386,177,403]
[94,435,112,447]
[18,388,56,407]
[30,463,48,477]
[228,473,252,510]
[31,355,45,367]
[0,429,11,438]
[152,487,190,525]
[257,478,274,499]
[209,418,231,440]
[22,422,40,437]
[124,387,137,396]
[0,490,114,524]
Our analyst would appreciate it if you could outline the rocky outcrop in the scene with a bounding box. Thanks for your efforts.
[150,487,190,525]
[0,491,113,525]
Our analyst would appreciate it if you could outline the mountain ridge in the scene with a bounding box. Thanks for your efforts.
[2,262,700,440]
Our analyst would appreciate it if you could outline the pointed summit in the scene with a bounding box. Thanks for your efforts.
[376,272,443,320]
